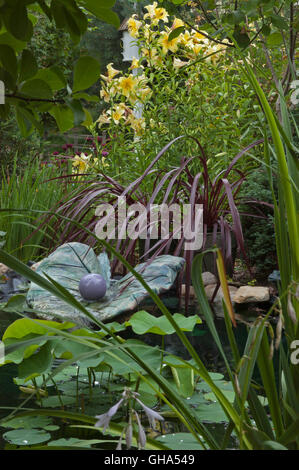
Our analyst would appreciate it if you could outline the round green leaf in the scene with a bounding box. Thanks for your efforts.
[126,311,201,336]
[266,32,283,47]
[20,78,53,99]
[34,67,66,91]
[49,104,74,132]
[168,26,185,41]
[156,433,205,450]
[195,403,229,423]
[3,428,51,446]
[1,415,53,430]
[19,49,38,82]
[0,44,17,80]
[73,56,100,92]
[8,5,32,41]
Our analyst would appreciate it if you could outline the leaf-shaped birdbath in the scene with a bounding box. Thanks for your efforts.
[27,243,185,325]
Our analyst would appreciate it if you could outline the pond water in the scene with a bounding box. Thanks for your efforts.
[0,290,282,450]
[0,305,246,449]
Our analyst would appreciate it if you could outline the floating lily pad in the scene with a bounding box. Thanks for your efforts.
[156,432,205,450]
[38,395,77,408]
[47,438,115,448]
[27,243,185,325]
[3,428,51,446]
[1,415,53,430]
[195,403,229,423]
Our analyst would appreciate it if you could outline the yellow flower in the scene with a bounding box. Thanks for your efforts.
[118,75,137,97]
[171,18,185,29]
[127,15,142,38]
[173,57,189,68]
[206,45,222,64]
[178,30,191,46]
[139,86,152,101]
[141,47,163,67]
[127,115,146,135]
[96,112,111,127]
[101,157,109,169]
[101,63,120,82]
[192,43,204,55]
[192,31,205,43]
[159,32,179,54]
[130,57,143,70]
[144,2,169,25]
[100,88,110,102]
[72,153,91,174]
[108,103,126,124]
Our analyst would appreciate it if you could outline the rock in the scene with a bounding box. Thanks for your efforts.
[202,272,217,286]
[204,284,238,317]
[180,272,217,303]
[234,286,270,304]
[0,263,11,276]
[181,285,195,297]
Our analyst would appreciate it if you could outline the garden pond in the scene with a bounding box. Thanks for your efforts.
[0,301,273,450]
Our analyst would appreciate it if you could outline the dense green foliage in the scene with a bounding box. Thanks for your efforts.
[0,0,119,135]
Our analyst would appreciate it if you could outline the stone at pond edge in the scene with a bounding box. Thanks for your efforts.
[234,286,270,304]
[204,284,238,317]
[202,272,217,286]
[26,242,185,325]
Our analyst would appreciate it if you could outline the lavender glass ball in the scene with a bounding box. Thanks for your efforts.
[79,273,107,300]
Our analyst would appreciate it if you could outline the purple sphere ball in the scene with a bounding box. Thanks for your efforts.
[79,273,107,300]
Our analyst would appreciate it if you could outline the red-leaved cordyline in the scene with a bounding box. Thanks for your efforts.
[94,387,164,449]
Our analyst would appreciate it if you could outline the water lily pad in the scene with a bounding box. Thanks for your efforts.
[38,395,77,408]
[27,243,185,325]
[3,428,51,446]
[47,438,115,448]
[156,432,205,450]
[204,390,236,403]
[195,403,229,423]
[1,415,53,429]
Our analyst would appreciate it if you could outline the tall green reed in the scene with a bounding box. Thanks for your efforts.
[0,157,70,262]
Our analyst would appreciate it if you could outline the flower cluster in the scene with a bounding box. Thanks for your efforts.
[71,152,109,177]
[95,387,164,450]
[96,3,228,137]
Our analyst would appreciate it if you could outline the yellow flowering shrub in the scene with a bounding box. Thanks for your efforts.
[95,3,259,177]
[96,2,227,139]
